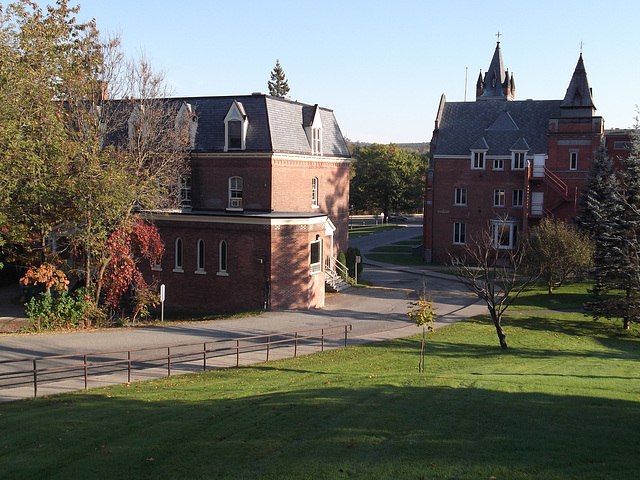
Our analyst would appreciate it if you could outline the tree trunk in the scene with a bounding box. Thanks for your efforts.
[492,314,508,349]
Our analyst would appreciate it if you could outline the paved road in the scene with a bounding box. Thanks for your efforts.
[0,225,485,401]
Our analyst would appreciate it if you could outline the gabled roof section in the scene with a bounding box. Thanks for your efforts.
[561,53,596,116]
[487,111,519,131]
[471,137,489,150]
[509,137,530,151]
[431,99,563,156]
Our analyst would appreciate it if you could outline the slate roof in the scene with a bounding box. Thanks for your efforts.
[169,94,350,157]
[432,98,563,156]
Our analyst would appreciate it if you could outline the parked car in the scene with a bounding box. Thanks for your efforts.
[389,214,407,222]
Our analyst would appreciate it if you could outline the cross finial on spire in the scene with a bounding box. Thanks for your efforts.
[579,40,584,54]
[496,31,501,43]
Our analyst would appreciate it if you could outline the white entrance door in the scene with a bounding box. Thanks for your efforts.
[531,192,544,215]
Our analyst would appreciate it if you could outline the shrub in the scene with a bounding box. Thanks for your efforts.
[337,251,348,279]
[24,288,99,332]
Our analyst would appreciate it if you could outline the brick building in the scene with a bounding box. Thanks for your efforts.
[422,41,624,263]
[148,94,351,312]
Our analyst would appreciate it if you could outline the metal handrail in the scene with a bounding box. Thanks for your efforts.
[0,324,352,398]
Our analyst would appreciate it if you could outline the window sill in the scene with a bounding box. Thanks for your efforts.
[226,207,243,212]
[173,268,184,273]
[195,270,207,275]
[216,271,229,277]
[153,266,163,272]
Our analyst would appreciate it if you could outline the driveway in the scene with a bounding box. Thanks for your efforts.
[0,225,485,400]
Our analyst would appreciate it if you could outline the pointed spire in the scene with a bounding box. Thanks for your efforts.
[561,53,596,116]
[477,41,515,101]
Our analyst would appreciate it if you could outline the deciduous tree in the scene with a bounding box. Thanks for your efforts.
[524,217,593,294]
[350,144,426,218]
[455,229,537,349]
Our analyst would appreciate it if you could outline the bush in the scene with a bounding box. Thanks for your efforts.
[337,251,347,279]
[24,288,99,332]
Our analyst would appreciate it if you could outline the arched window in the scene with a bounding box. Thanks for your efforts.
[228,176,243,209]
[311,177,319,207]
[174,238,183,272]
[219,240,227,274]
[196,239,206,273]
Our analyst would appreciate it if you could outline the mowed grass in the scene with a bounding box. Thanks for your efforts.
[1,312,639,479]
[348,224,398,239]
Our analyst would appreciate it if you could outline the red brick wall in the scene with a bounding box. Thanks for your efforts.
[270,221,327,310]
[148,217,271,313]
[191,155,272,211]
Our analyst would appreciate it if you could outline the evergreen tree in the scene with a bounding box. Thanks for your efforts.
[267,59,290,98]
[576,139,640,329]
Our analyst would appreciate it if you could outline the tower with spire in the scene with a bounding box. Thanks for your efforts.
[422,38,617,264]
[475,39,516,101]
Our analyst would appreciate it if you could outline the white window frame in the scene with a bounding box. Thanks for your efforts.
[493,158,504,171]
[217,240,228,276]
[173,237,184,273]
[179,175,191,208]
[312,126,323,155]
[512,189,524,208]
[228,176,243,210]
[453,222,466,245]
[512,151,526,170]
[454,187,467,206]
[493,189,506,207]
[196,239,206,274]
[471,151,486,170]
[570,151,578,171]
[312,177,319,208]
[491,220,519,250]
[224,100,248,151]
[310,239,322,274]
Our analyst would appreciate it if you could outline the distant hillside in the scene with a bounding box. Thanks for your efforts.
[397,143,430,154]
[348,141,430,154]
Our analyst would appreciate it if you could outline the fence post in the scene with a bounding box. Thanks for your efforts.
[321,328,325,351]
[33,359,37,398]
[344,325,349,347]
[266,336,271,362]
[167,347,171,377]
[128,351,131,383]
[203,343,207,371]
[294,332,298,357]
[84,354,88,390]
[236,339,240,367]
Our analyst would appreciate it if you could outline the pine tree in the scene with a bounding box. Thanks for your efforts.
[267,59,290,98]
[576,138,640,329]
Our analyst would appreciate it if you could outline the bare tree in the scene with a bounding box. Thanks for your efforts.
[454,229,539,349]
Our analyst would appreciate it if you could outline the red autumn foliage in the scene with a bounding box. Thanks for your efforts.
[102,220,164,307]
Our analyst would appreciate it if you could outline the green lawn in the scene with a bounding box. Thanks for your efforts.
[1,309,638,479]
[348,224,398,239]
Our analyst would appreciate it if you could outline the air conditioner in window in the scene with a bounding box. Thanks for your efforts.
[230,199,242,208]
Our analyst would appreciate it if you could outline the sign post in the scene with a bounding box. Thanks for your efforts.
[355,256,361,285]
[160,284,165,323]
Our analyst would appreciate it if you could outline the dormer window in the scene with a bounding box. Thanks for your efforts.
[175,102,198,150]
[512,151,527,170]
[127,105,147,150]
[224,100,248,151]
[305,105,323,155]
[471,150,486,170]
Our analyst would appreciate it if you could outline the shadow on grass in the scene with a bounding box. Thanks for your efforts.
[1,382,638,479]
